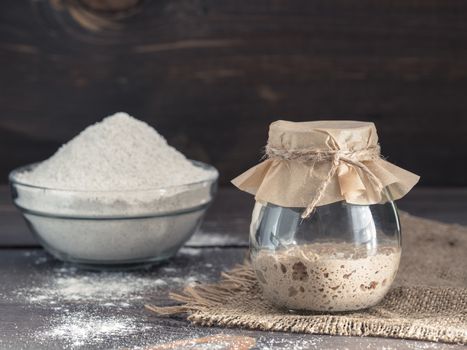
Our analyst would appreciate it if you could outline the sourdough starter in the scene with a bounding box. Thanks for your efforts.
[252,243,401,311]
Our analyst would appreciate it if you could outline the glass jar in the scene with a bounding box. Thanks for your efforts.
[233,120,418,311]
[250,189,401,312]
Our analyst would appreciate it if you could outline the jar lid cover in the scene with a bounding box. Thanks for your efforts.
[268,120,378,152]
[232,120,419,216]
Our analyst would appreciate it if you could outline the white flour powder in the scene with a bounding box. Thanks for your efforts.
[14,250,207,306]
[17,112,212,190]
[40,312,146,348]
[6,250,210,348]
[12,113,218,263]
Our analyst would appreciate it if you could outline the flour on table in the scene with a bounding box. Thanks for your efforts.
[14,266,207,305]
[186,232,241,246]
[256,335,324,350]
[179,247,203,256]
[11,264,209,348]
[36,312,148,348]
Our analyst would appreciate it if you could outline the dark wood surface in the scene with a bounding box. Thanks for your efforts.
[0,186,466,349]
[2,0,467,186]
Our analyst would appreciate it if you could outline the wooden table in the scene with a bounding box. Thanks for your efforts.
[0,186,466,349]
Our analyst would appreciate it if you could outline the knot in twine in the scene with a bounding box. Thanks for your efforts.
[265,144,384,219]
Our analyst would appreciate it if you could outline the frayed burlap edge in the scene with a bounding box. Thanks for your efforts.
[147,264,467,345]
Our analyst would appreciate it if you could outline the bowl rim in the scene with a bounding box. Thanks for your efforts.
[9,160,219,193]
[16,200,213,220]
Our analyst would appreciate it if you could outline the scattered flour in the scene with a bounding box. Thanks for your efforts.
[38,312,147,348]
[186,232,241,247]
[179,247,203,256]
[16,112,213,191]
[162,267,178,273]
[14,267,207,305]
[11,264,209,348]
[256,335,324,350]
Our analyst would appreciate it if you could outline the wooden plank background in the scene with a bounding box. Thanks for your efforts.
[1,0,467,185]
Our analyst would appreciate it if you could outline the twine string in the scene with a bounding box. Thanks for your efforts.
[265,144,384,218]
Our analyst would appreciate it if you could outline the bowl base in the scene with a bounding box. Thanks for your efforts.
[50,253,176,271]
[40,240,179,271]
[68,260,168,271]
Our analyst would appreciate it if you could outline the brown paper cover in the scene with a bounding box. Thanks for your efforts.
[232,120,419,208]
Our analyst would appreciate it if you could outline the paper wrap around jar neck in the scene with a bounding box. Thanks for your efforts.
[232,120,420,209]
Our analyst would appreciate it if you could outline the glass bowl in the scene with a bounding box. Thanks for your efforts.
[9,161,218,269]
[250,190,401,312]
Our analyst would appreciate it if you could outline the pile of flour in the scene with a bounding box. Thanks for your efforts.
[17,112,213,190]
[12,113,218,263]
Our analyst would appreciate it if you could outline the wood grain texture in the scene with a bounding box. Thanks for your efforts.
[1,0,467,185]
[0,248,464,349]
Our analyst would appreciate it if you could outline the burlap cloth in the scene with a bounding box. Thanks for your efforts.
[148,213,467,344]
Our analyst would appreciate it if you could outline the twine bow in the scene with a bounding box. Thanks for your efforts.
[265,144,384,219]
